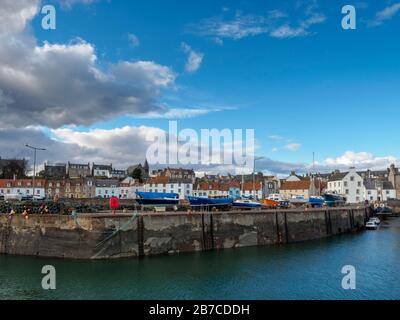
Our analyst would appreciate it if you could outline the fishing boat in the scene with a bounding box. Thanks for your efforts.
[233,198,262,210]
[187,196,233,210]
[309,196,325,207]
[289,195,308,204]
[322,193,346,207]
[366,221,378,230]
[135,192,179,207]
[262,199,280,207]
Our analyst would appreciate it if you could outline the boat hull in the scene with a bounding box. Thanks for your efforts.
[323,194,346,207]
[136,192,179,207]
[187,197,233,211]
[136,198,179,207]
[233,201,262,210]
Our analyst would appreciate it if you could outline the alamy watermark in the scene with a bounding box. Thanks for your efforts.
[342,5,357,30]
[41,5,56,30]
[145,121,255,174]
[341,265,356,290]
[41,265,56,290]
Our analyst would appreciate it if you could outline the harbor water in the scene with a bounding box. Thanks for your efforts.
[1,217,400,300]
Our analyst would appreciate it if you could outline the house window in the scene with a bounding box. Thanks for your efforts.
[344,182,348,187]
[357,182,361,187]
[350,176,354,182]
[345,189,349,195]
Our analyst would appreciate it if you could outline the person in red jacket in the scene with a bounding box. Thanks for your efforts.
[109,196,119,215]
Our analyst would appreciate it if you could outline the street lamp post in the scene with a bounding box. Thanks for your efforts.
[25,144,46,200]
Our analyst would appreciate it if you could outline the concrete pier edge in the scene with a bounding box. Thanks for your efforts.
[0,206,372,260]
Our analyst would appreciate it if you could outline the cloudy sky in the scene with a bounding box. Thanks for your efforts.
[1,0,400,175]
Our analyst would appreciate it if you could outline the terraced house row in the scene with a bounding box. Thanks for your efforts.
[1,156,400,203]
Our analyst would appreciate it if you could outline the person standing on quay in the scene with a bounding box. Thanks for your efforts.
[109,196,119,215]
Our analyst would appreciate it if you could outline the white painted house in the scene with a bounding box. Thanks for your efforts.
[119,177,144,199]
[92,164,113,178]
[192,182,227,198]
[327,168,364,204]
[145,176,193,200]
[0,179,46,199]
[364,180,396,202]
[94,179,120,198]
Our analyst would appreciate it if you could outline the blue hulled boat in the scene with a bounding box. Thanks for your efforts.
[136,192,179,207]
[309,196,325,207]
[322,193,346,207]
[187,196,233,210]
[232,199,262,210]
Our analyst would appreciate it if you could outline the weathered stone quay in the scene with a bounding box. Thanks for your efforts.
[0,207,372,260]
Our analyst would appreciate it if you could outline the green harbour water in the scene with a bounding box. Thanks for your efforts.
[1,218,400,300]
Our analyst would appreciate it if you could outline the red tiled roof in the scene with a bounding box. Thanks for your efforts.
[0,180,13,188]
[0,179,46,188]
[280,180,311,190]
[242,182,262,191]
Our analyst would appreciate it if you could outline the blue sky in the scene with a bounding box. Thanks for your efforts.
[1,0,400,174]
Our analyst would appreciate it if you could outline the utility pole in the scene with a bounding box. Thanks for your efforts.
[25,144,46,200]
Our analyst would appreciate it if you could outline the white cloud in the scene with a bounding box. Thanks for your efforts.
[0,0,39,35]
[188,8,325,41]
[134,107,219,119]
[59,0,96,9]
[188,13,270,40]
[0,126,163,169]
[0,3,185,128]
[270,13,325,38]
[268,134,285,140]
[0,37,176,127]
[317,151,398,171]
[127,33,140,47]
[369,3,400,27]
[181,42,204,73]
[284,143,302,151]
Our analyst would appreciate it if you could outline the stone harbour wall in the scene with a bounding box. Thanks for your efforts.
[0,207,371,260]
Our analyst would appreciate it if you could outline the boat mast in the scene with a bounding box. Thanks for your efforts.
[253,157,256,200]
